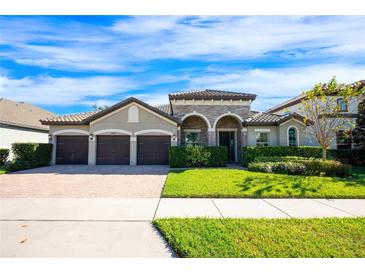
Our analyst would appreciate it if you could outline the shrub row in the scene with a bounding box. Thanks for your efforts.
[7,143,53,171]
[254,156,317,163]
[248,158,351,177]
[242,146,322,165]
[0,148,10,165]
[329,149,365,166]
[169,146,227,168]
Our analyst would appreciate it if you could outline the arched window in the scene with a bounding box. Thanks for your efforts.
[288,127,298,146]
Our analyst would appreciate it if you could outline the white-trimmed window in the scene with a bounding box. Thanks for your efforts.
[288,127,298,146]
[337,98,348,112]
[256,132,270,147]
[184,129,201,145]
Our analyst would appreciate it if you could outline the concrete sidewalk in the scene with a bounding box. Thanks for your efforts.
[155,198,364,218]
[1,198,363,257]
[1,198,364,221]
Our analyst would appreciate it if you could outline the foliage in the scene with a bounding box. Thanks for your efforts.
[186,145,210,167]
[242,146,322,165]
[329,149,365,166]
[248,159,351,177]
[300,77,364,159]
[169,146,227,168]
[0,148,10,165]
[7,143,53,171]
[254,156,316,162]
[352,98,365,149]
[162,168,365,198]
[154,218,365,258]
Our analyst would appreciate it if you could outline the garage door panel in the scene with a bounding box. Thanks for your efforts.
[97,135,130,165]
[56,136,88,165]
[137,136,170,165]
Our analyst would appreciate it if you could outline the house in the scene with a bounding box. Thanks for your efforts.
[0,98,55,159]
[266,80,365,149]
[41,90,309,165]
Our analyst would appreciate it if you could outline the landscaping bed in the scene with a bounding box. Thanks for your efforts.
[154,217,365,258]
[162,167,365,198]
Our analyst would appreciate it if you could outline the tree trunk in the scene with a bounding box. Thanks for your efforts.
[322,147,327,160]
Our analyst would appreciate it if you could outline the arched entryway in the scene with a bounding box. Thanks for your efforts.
[214,115,242,162]
[181,114,210,146]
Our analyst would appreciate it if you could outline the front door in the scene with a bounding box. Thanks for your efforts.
[218,131,235,162]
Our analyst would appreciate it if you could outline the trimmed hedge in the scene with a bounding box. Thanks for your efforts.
[254,156,317,163]
[8,143,53,171]
[329,149,365,166]
[169,146,227,168]
[0,148,10,165]
[248,158,351,177]
[242,146,323,166]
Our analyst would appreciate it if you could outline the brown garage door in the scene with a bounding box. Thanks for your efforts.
[56,136,88,164]
[97,135,130,165]
[137,135,171,165]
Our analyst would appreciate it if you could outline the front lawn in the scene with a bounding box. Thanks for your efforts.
[162,167,365,198]
[154,218,365,258]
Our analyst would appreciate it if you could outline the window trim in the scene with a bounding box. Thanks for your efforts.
[256,131,270,147]
[184,129,201,145]
[287,126,299,146]
[337,98,348,112]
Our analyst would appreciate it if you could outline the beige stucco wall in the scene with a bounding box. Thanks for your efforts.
[278,119,306,146]
[246,126,279,146]
[0,125,49,160]
[90,103,177,135]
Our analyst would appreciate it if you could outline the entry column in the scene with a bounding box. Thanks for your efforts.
[88,135,96,165]
[130,136,137,165]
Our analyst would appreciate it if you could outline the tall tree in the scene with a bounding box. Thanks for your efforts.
[352,98,365,149]
[300,77,364,160]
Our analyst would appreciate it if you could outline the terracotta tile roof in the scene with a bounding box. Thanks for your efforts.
[155,104,171,114]
[243,111,309,126]
[0,98,55,131]
[169,89,256,100]
[40,111,99,125]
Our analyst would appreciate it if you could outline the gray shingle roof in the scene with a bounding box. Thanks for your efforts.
[0,98,55,130]
[169,89,256,100]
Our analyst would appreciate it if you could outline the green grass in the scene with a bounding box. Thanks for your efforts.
[154,218,365,258]
[0,166,7,175]
[162,167,365,198]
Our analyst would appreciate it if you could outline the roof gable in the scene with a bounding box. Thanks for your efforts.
[41,97,179,125]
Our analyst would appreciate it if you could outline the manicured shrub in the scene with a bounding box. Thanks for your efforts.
[248,159,351,177]
[169,146,227,168]
[8,143,53,171]
[205,146,228,167]
[0,148,10,165]
[242,146,322,165]
[169,146,189,168]
[329,149,365,166]
[254,156,316,163]
[186,145,210,167]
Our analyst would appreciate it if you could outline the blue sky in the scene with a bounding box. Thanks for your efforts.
[0,15,364,115]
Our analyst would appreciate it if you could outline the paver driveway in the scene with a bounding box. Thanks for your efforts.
[0,165,173,257]
[0,165,168,198]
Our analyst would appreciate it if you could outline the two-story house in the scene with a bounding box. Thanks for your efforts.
[41,89,309,165]
[267,80,365,149]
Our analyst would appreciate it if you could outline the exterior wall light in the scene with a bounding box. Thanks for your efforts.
[89,134,95,141]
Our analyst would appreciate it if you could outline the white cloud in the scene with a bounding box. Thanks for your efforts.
[186,63,365,110]
[1,16,364,72]
[0,75,136,106]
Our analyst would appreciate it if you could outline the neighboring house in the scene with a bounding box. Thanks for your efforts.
[266,80,365,149]
[0,98,55,159]
[41,90,308,165]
